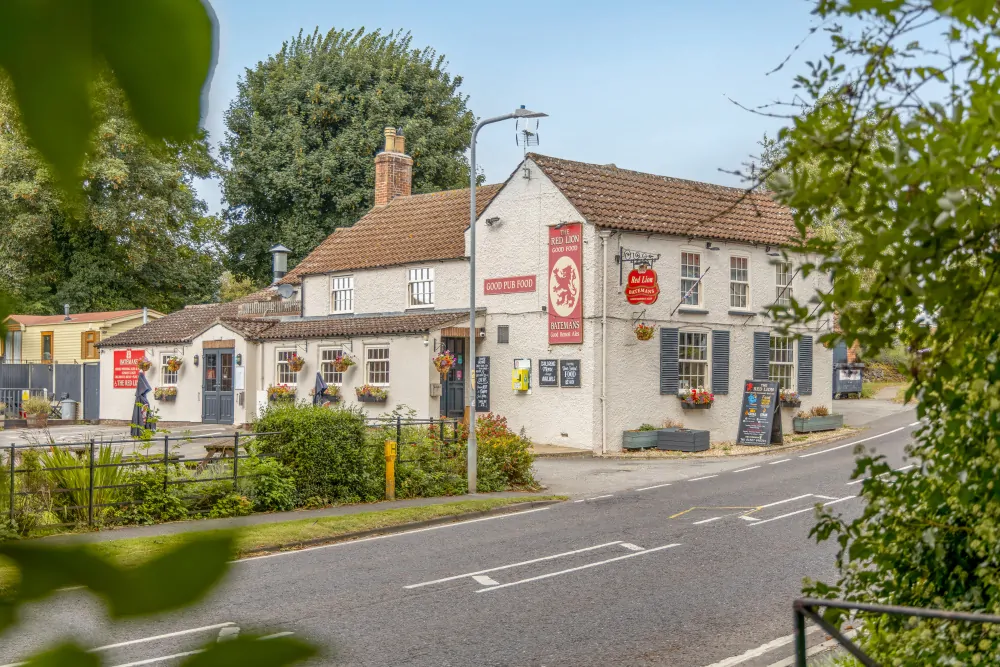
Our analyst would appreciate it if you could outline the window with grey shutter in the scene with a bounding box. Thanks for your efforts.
[798,335,814,395]
[753,331,770,381]
[660,328,679,395]
[497,325,509,344]
[711,330,730,394]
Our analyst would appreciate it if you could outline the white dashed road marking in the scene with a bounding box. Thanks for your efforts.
[688,475,719,482]
[635,482,672,491]
[472,575,500,587]
[732,466,761,473]
[619,543,645,551]
[693,517,722,525]
[768,459,791,465]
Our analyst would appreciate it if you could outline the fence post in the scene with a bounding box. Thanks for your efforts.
[232,432,239,492]
[440,419,445,443]
[384,440,396,501]
[793,603,807,667]
[8,444,14,525]
[88,438,95,527]
[396,416,402,449]
[162,435,169,492]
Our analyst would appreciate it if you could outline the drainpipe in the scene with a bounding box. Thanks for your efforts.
[142,306,148,324]
[598,229,613,455]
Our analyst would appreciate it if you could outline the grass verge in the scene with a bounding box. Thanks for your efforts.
[0,495,565,594]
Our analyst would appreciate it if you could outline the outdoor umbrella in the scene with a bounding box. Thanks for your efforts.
[313,372,328,406]
[130,371,153,436]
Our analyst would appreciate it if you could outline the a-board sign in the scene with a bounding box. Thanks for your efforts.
[474,356,490,412]
[736,379,783,445]
[538,359,558,386]
[560,359,581,387]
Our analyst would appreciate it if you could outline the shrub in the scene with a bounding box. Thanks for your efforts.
[860,382,877,399]
[396,433,465,499]
[8,449,53,536]
[810,405,831,417]
[109,468,187,526]
[254,402,382,503]
[41,444,128,525]
[478,432,536,492]
[239,457,297,512]
[22,395,51,416]
[636,423,658,432]
[208,493,253,518]
[663,419,684,429]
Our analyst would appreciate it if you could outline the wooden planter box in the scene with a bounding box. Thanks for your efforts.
[25,414,48,429]
[793,414,844,433]
[680,402,712,410]
[268,396,294,403]
[623,430,659,450]
[157,395,177,402]
[657,428,710,452]
[357,395,387,404]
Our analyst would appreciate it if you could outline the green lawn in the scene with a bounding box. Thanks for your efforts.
[0,496,565,594]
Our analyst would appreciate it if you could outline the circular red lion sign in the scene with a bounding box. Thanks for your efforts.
[625,267,660,305]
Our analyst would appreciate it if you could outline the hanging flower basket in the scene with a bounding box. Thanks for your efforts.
[154,386,177,402]
[137,357,153,372]
[333,355,356,373]
[679,387,714,409]
[287,353,305,372]
[634,323,655,341]
[433,350,457,376]
[356,384,388,403]
[165,356,183,373]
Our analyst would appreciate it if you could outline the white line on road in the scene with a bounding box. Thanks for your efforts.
[847,464,916,486]
[619,543,644,551]
[740,516,760,522]
[404,541,624,589]
[688,475,719,482]
[756,494,815,510]
[768,459,791,465]
[732,466,761,473]
[896,464,915,472]
[635,482,672,491]
[472,575,500,586]
[750,495,857,526]
[813,495,837,500]
[573,499,586,503]
[475,544,681,593]
[701,627,820,667]
[693,517,722,525]
[105,632,293,667]
[238,506,551,564]
[587,494,613,500]
[799,425,911,459]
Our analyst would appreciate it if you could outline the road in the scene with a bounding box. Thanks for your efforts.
[1,409,919,667]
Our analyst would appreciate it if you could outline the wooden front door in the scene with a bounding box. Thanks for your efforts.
[202,349,234,424]
[439,337,465,419]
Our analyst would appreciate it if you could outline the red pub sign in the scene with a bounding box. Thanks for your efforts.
[113,349,144,389]
[625,267,660,304]
[548,222,583,344]
[484,275,536,295]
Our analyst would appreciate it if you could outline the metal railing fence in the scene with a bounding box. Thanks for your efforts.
[363,416,464,463]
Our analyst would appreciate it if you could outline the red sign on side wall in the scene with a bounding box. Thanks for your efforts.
[625,267,660,304]
[113,349,144,389]
[484,275,537,295]
[548,223,583,344]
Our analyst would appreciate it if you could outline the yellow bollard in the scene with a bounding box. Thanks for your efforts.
[385,440,397,501]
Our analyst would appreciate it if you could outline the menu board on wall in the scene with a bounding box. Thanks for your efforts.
[736,380,782,446]
[559,360,581,387]
[538,359,558,387]
[548,222,583,344]
[474,356,490,412]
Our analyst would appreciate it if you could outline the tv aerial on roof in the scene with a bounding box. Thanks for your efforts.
[515,117,540,151]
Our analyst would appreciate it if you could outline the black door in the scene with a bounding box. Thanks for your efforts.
[202,349,235,424]
[439,337,465,419]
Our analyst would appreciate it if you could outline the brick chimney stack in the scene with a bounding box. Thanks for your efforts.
[374,126,412,206]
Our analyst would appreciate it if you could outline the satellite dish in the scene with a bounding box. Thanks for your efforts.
[276,284,294,299]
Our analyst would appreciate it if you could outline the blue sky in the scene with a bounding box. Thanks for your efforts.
[196,0,825,214]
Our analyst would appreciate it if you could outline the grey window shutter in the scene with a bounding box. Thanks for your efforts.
[798,335,814,395]
[753,331,770,381]
[711,330,730,394]
[660,328,679,395]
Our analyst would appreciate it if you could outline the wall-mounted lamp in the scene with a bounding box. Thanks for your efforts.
[705,241,720,251]
[236,353,242,366]
[423,335,429,347]
[193,354,200,367]
[765,245,782,257]
[485,216,501,227]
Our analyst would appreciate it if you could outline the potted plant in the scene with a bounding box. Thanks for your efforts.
[333,355,356,373]
[793,405,844,433]
[287,353,305,373]
[154,386,177,402]
[623,423,660,449]
[137,356,153,372]
[634,323,655,341]
[310,385,342,404]
[267,384,296,402]
[679,387,714,409]
[355,384,388,403]
[166,356,183,373]
[780,389,801,408]
[433,349,457,376]
[23,395,52,429]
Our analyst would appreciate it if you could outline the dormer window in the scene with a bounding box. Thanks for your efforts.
[331,276,354,314]
[407,268,435,308]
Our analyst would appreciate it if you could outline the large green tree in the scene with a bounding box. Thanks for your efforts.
[0,75,222,314]
[764,0,1000,662]
[220,27,476,284]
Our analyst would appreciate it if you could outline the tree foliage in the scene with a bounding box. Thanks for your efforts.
[764,0,1000,662]
[0,76,223,313]
[220,27,476,284]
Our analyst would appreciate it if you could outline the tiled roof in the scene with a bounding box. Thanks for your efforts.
[281,184,502,284]
[96,303,241,347]
[528,153,800,247]
[6,309,162,326]
[256,311,469,341]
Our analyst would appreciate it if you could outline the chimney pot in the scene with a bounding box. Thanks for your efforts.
[63,304,70,321]
[374,127,413,206]
[383,126,397,152]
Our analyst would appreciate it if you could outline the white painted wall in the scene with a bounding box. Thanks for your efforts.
[301,260,470,317]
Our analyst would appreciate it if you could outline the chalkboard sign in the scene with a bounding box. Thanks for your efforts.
[539,359,558,387]
[560,359,581,387]
[736,379,782,446]
[474,356,490,412]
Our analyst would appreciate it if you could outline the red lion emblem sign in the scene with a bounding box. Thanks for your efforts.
[548,223,583,344]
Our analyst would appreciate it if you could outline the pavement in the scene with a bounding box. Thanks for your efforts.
[0,401,920,667]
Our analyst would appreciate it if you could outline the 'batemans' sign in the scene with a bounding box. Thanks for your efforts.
[625,267,660,305]
[113,349,144,389]
[484,275,536,295]
[548,223,583,344]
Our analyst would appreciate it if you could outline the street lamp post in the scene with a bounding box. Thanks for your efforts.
[467,106,547,494]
